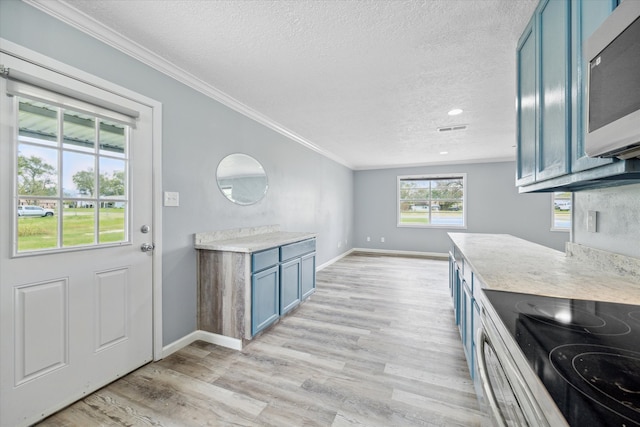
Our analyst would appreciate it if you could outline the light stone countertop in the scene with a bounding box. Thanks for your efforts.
[448,233,640,305]
[194,231,317,253]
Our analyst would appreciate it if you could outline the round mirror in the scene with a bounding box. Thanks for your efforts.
[216,153,268,205]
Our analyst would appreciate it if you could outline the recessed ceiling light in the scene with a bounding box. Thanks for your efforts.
[448,108,463,116]
[440,151,449,155]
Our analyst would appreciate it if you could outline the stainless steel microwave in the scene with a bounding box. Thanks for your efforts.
[585,0,640,160]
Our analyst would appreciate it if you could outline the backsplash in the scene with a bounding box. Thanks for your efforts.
[573,183,640,259]
[566,242,640,278]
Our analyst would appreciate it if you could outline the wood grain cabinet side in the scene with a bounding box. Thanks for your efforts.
[197,250,250,340]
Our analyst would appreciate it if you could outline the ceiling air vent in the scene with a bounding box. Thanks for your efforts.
[437,125,468,133]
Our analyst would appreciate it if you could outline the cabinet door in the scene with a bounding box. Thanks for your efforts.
[571,0,617,172]
[280,258,301,315]
[452,264,461,327]
[516,18,538,186]
[300,252,316,300]
[537,0,571,181]
[471,299,482,395]
[252,266,280,335]
[462,281,474,375]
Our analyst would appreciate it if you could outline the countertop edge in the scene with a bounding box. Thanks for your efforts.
[195,231,317,253]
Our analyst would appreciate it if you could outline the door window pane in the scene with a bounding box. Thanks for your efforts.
[62,204,95,247]
[99,158,126,199]
[99,119,126,158]
[17,144,58,197]
[99,204,126,244]
[18,100,58,146]
[63,110,96,153]
[63,151,95,198]
[17,200,58,251]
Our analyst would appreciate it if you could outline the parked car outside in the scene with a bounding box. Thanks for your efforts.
[17,205,55,217]
[554,200,571,211]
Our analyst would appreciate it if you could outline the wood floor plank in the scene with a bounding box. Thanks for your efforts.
[37,253,487,427]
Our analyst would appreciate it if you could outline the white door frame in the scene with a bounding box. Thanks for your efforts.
[0,38,164,362]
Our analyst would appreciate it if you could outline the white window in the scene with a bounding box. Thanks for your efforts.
[552,192,571,231]
[9,81,135,253]
[398,174,466,228]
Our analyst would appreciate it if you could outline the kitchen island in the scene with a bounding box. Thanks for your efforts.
[448,232,640,426]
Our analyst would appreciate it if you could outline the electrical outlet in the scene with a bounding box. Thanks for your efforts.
[367,236,371,242]
[338,241,342,248]
[380,237,385,243]
[587,210,597,233]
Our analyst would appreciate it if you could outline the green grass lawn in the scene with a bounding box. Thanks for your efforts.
[18,208,125,251]
[399,210,464,225]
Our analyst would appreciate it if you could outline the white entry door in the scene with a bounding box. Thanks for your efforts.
[0,52,155,426]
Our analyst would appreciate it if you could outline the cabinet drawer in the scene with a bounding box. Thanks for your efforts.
[280,238,316,261]
[252,248,279,272]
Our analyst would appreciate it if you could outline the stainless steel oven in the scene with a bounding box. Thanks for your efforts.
[476,309,557,426]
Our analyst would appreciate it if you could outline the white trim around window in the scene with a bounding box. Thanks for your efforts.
[397,173,467,229]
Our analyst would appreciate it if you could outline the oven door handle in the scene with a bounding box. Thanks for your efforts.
[476,327,509,427]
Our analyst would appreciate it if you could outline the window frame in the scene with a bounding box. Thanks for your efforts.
[397,173,467,229]
[9,85,133,256]
[551,191,572,232]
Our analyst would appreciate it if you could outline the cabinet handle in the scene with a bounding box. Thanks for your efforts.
[476,328,509,427]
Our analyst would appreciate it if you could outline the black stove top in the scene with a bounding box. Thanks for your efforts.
[483,289,640,427]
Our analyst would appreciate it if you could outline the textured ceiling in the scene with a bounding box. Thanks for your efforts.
[38,0,538,169]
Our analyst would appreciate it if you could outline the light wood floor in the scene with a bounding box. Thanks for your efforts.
[38,253,487,426]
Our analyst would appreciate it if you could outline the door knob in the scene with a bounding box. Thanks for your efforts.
[141,243,155,253]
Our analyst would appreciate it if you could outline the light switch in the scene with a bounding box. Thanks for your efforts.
[587,210,597,233]
[164,191,179,207]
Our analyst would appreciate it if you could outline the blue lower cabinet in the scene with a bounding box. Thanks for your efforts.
[449,246,480,381]
[462,280,474,371]
[251,238,316,337]
[280,258,301,315]
[301,252,316,300]
[251,265,280,335]
[471,298,481,383]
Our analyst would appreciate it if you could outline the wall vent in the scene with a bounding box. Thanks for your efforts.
[437,125,468,133]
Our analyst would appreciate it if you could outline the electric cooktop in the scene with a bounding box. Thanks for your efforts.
[484,289,640,427]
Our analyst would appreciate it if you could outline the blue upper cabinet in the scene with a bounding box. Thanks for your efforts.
[516,18,537,186]
[516,0,640,192]
[537,0,571,182]
[516,0,571,187]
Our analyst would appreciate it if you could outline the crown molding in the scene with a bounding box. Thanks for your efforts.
[23,0,353,169]
[352,155,516,171]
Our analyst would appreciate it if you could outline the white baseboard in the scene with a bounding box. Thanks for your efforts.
[352,247,448,259]
[316,248,355,271]
[160,330,243,359]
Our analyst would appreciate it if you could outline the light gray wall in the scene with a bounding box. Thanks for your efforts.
[1,0,354,345]
[573,183,640,258]
[354,161,569,253]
